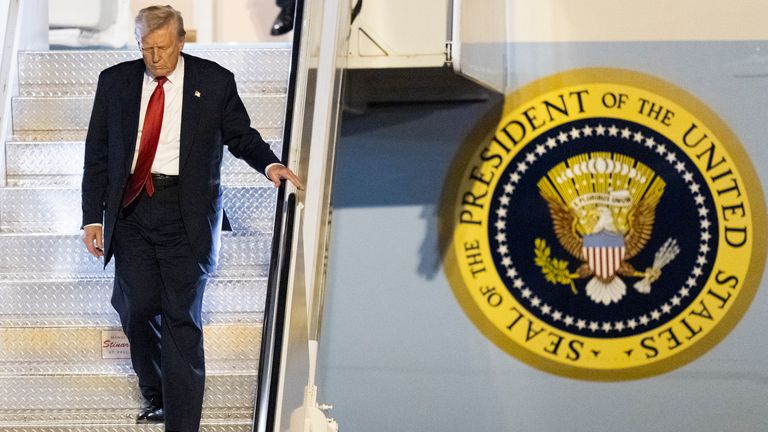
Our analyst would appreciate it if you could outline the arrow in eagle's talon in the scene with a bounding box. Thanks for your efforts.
[645,267,662,282]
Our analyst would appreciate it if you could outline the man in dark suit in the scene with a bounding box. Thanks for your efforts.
[81,6,302,432]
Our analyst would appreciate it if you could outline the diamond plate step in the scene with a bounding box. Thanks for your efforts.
[0,232,272,277]
[18,47,290,96]
[0,368,257,410]
[0,274,267,319]
[6,173,273,188]
[11,94,285,133]
[0,324,261,365]
[0,420,253,432]
[0,407,251,424]
[0,312,264,328]
[5,140,281,181]
[0,187,277,234]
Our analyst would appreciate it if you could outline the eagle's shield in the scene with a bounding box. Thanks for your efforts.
[582,232,626,280]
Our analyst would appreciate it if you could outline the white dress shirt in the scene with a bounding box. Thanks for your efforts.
[131,56,184,175]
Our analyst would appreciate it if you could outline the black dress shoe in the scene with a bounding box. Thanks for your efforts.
[136,406,164,424]
[270,5,295,36]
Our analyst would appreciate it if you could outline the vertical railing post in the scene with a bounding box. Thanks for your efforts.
[0,0,20,187]
[0,0,47,187]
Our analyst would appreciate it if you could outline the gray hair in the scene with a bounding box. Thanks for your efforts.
[134,5,186,41]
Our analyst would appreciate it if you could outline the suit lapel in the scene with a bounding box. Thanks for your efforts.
[121,60,144,177]
[179,53,201,174]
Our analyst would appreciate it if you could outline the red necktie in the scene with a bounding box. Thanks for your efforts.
[122,76,167,207]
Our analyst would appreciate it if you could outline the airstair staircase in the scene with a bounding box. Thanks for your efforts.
[0,47,291,431]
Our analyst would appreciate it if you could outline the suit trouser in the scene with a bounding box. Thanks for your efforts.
[111,183,207,432]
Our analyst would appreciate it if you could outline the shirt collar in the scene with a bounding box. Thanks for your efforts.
[143,55,185,87]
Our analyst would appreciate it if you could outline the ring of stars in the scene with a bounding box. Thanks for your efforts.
[493,122,714,335]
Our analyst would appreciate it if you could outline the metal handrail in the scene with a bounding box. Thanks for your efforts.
[254,0,307,430]
[254,0,352,427]
[255,192,298,432]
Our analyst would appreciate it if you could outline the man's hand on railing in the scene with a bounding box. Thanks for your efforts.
[267,164,304,190]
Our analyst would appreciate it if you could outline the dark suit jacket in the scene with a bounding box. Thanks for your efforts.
[81,52,281,272]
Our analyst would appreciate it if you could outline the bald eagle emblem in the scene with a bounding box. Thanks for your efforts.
[534,152,680,305]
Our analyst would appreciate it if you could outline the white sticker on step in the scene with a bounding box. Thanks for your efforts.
[101,329,130,359]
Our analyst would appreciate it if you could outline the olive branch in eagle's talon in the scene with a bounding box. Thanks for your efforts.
[534,238,580,294]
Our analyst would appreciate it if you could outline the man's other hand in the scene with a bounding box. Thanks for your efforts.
[267,164,304,190]
[82,225,104,258]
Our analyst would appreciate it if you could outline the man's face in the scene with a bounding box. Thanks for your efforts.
[139,23,184,78]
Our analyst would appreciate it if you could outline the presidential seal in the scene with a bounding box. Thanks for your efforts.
[440,68,766,380]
